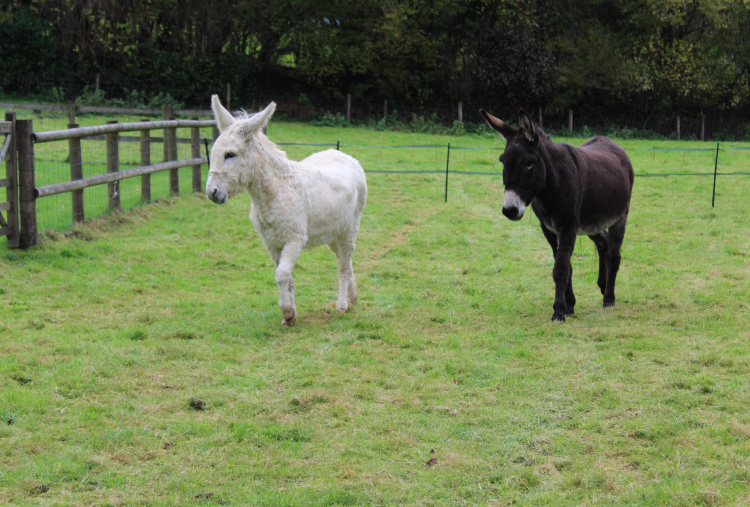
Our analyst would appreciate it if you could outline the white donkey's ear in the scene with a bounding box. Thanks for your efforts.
[247,102,276,132]
[211,94,235,132]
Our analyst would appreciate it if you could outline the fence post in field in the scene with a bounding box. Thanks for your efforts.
[383,100,388,119]
[712,143,720,208]
[568,110,573,132]
[701,114,705,142]
[538,107,543,129]
[212,125,219,141]
[168,123,178,196]
[68,123,84,223]
[68,102,76,124]
[191,119,202,193]
[676,114,681,141]
[162,105,172,162]
[106,120,120,211]
[226,83,232,111]
[458,102,463,123]
[140,120,151,203]
[4,111,20,248]
[444,143,450,203]
[346,94,351,123]
[16,119,37,247]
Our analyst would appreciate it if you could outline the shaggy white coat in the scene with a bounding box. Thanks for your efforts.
[206,95,367,326]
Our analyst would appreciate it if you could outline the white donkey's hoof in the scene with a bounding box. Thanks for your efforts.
[336,304,349,313]
[281,310,296,327]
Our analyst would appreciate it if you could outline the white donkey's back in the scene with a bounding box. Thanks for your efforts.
[295,149,367,248]
[205,95,367,326]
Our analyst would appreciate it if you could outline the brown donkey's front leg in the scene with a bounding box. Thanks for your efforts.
[551,229,577,322]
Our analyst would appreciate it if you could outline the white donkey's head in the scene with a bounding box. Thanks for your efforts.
[205,95,277,204]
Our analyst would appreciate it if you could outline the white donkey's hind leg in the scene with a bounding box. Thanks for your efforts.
[275,242,303,326]
[332,240,357,312]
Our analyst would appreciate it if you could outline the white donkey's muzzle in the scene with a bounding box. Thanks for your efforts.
[206,185,228,204]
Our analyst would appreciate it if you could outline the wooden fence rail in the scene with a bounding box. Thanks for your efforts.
[7,115,218,248]
[32,120,216,143]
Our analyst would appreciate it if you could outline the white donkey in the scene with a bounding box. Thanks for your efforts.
[205,95,367,326]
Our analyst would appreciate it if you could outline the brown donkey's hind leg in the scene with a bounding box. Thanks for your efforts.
[603,216,627,307]
[588,231,609,297]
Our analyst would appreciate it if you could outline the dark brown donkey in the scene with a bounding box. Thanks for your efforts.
[479,108,634,322]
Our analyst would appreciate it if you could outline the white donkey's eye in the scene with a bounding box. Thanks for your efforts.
[224,152,237,160]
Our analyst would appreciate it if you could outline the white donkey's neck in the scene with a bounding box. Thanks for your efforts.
[246,135,298,203]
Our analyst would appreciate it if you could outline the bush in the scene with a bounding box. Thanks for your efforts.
[449,120,466,136]
[376,110,404,131]
[74,87,184,110]
[315,111,348,128]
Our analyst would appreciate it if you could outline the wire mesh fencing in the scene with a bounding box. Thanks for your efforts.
[27,129,750,235]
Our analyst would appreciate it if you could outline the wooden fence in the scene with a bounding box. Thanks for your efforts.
[1,112,20,248]
[4,112,218,248]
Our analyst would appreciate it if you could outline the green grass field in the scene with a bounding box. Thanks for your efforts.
[1,113,749,505]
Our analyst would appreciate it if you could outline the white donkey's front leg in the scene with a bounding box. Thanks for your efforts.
[274,242,303,326]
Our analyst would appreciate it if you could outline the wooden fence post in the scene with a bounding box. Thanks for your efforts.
[140,120,151,203]
[168,124,178,196]
[191,119,202,193]
[16,119,37,247]
[458,102,463,123]
[68,102,76,124]
[346,94,351,123]
[106,120,120,211]
[383,100,388,119]
[68,123,84,223]
[162,105,172,162]
[568,110,574,132]
[676,114,681,140]
[226,83,232,111]
[701,114,705,142]
[538,107,543,129]
[4,111,19,248]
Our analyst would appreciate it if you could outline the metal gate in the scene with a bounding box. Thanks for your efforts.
[0,112,19,248]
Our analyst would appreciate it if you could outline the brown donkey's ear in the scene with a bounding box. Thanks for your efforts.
[517,109,537,143]
[479,109,516,141]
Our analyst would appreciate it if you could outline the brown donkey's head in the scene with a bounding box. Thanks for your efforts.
[479,108,546,221]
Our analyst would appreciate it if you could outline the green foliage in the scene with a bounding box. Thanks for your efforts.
[3,1,750,128]
[0,7,58,96]
[376,110,404,131]
[75,87,184,110]
[314,111,348,128]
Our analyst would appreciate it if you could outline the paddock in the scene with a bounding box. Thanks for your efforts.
[1,114,749,505]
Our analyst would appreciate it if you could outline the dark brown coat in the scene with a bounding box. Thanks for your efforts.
[480,108,634,321]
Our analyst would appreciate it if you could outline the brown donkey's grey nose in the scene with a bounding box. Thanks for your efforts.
[502,206,519,220]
